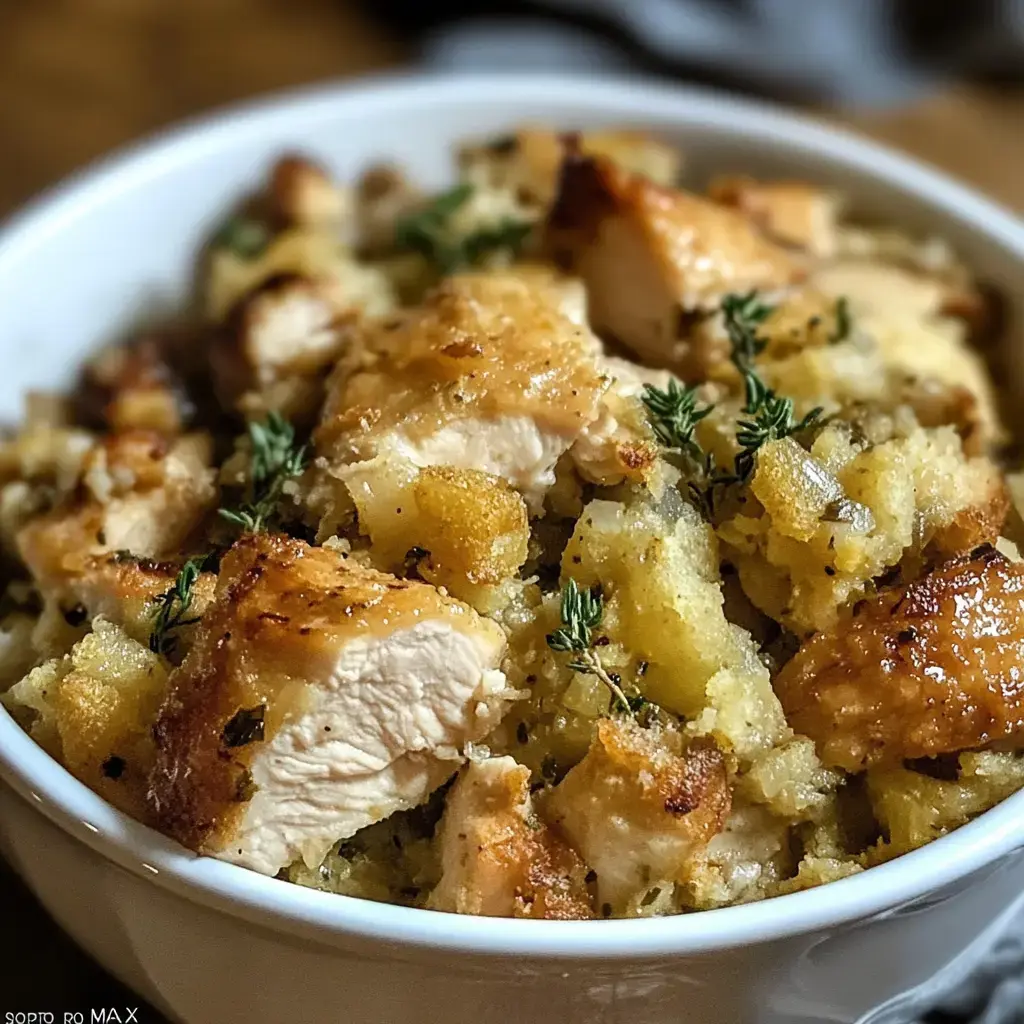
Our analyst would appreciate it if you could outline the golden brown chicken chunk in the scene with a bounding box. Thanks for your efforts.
[430,755,594,919]
[544,719,731,913]
[546,153,801,375]
[269,154,351,231]
[76,337,189,436]
[18,431,217,592]
[148,533,510,877]
[213,273,355,420]
[315,270,606,512]
[775,547,1024,772]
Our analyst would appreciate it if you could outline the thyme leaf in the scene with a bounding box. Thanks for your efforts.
[722,290,823,483]
[829,296,852,344]
[721,289,773,372]
[149,554,212,657]
[641,378,730,518]
[641,378,713,460]
[394,184,531,274]
[219,411,307,533]
[546,579,635,716]
[214,216,271,260]
[733,384,823,483]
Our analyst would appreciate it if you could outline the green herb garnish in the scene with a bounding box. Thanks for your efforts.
[214,216,271,260]
[829,296,852,344]
[149,554,212,657]
[641,377,727,519]
[460,220,533,265]
[732,373,823,482]
[721,290,773,371]
[641,378,714,460]
[395,184,532,274]
[722,291,823,483]
[546,579,635,716]
[219,411,307,533]
[222,705,267,748]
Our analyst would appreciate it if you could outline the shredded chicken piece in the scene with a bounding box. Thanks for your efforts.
[315,269,607,512]
[544,719,731,913]
[546,152,802,375]
[430,755,593,919]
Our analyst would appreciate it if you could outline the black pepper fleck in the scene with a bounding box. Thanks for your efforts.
[62,604,88,627]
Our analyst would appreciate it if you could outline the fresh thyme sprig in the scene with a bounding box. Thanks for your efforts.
[641,378,713,460]
[829,296,852,344]
[721,290,773,371]
[395,184,532,274]
[219,411,307,533]
[721,290,823,483]
[733,375,823,482]
[641,291,822,517]
[546,579,636,716]
[149,554,212,657]
[641,378,729,518]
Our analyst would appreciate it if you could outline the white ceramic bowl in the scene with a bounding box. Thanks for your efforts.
[2,74,1024,1024]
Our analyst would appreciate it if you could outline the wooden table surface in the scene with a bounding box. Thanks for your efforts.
[0,1,1021,1021]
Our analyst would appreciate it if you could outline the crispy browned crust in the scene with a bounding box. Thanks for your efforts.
[269,154,341,227]
[548,154,801,295]
[57,552,214,647]
[775,547,1024,771]
[18,431,216,589]
[315,271,605,463]
[147,532,440,854]
[215,272,301,404]
[707,175,839,255]
[519,829,594,920]
[615,439,660,477]
[593,721,731,826]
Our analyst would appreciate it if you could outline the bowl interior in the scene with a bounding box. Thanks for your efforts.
[1,73,1024,958]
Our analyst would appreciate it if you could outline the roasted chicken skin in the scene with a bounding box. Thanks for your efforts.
[775,547,1024,772]
[147,532,510,876]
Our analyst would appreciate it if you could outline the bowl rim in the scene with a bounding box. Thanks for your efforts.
[2,70,1024,960]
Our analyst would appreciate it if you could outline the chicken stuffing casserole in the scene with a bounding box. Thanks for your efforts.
[3,127,1024,920]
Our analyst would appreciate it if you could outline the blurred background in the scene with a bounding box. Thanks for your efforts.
[2,1,1024,1022]
[1,0,1024,220]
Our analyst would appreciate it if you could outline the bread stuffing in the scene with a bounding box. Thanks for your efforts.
[3,125,1022,919]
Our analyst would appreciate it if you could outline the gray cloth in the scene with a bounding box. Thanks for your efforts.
[419,0,1024,107]
[922,928,1024,1023]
